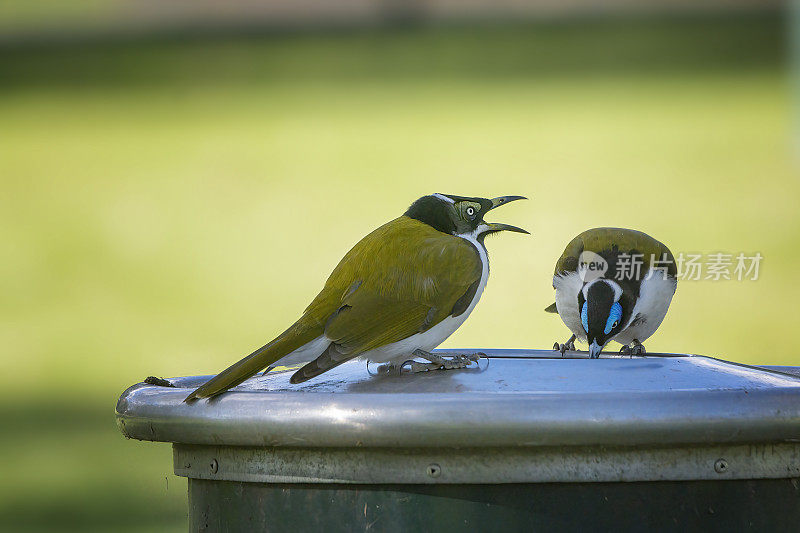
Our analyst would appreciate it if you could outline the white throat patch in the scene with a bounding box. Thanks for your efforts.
[459,223,490,239]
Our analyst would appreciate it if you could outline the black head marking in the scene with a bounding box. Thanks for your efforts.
[405,194,492,235]
[580,280,632,346]
[404,195,457,234]
[585,281,615,345]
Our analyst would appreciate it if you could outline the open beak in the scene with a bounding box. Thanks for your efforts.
[490,195,527,210]
[485,222,529,234]
[485,195,529,234]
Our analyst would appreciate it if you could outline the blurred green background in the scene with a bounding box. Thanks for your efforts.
[0,3,796,531]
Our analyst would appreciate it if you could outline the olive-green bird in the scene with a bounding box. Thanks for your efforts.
[546,227,677,358]
[185,193,527,401]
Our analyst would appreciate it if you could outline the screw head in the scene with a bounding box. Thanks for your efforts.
[210,459,219,474]
[426,464,441,478]
[714,459,728,474]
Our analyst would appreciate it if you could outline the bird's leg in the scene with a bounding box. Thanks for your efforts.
[405,349,481,372]
[375,361,405,375]
[553,335,577,357]
[630,339,646,356]
[619,340,646,357]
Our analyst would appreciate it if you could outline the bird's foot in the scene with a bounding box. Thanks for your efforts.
[631,340,646,356]
[374,361,404,375]
[440,353,482,370]
[553,335,577,357]
[619,340,646,357]
[402,360,445,373]
[404,349,482,373]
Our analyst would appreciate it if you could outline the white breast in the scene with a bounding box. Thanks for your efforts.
[553,271,587,343]
[613,270,677,346]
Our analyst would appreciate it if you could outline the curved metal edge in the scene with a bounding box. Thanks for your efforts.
[755,366,800,379]
[443,349,696,359]
[173,442,800,484]
[117,387,800,447]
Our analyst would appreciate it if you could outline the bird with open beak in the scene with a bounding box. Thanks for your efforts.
[185,193,527,401]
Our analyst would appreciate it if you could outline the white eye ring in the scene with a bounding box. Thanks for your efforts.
[612,321,619,329]
[466,207,475,217]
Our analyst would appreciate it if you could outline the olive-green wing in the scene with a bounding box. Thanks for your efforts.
[325,294,432,354]
[291,216,482,382]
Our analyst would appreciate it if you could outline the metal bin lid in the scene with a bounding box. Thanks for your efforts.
[116,350,800,449]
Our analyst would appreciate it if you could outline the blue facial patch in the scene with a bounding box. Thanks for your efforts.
[581,301,588,333]
[604,301,622,335]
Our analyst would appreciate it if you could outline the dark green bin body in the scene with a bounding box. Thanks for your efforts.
[188,478,800,532]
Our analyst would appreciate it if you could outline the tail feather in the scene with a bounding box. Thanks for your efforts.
[184,322,322,402]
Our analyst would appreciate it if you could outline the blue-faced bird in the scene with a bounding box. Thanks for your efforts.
[546,228,677,358]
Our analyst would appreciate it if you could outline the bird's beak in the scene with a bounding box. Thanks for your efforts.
[485,196,528,234]
[489,195,527,210]
[589,340,604,359]
[485,222,529,234]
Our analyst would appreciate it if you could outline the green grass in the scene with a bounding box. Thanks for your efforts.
[0,15,795,531]
[0,408,185,532]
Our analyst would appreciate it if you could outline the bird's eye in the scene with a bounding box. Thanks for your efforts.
[604,302,623,335]
[466,206,475,217]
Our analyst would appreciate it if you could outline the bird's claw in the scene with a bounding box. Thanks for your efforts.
[446,353,482,369]
[375,362,403,375]
[403,351,482,373]
[553,339,576,357]
[401,360,442,373]
[620,341,646,357]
